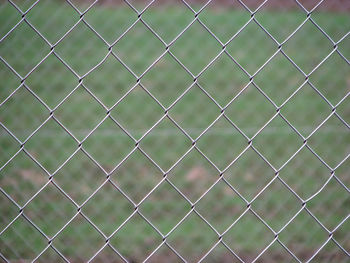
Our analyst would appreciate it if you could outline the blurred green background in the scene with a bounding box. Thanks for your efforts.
[0,0,349,262]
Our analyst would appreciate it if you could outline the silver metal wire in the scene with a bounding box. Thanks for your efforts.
[0,0,349,262]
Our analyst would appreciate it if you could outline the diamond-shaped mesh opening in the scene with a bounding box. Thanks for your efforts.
[252,180,301,231]
[141,117,192,171]
[311,8,350,41]
[25,0,79,43]
[253,115,302,169]
[255,0,306,43]
[24,118,78,173]
[198,52,249,107]
[170,85,220,138]
[0,21,50,77]
[0,216,47,261]
[53,150,106,205]
[279,147,331,200]
[113,21,164,76]
[254,51,305,106]
[309,52,350,105]
[0,151,47,206]
[82,181,134,236]
[223,211,275,262]
[170,20,222,75]
[55,21,107,76]
[84,2,137,44]
[196,179,246,233]
[111,85,164,139]
[0,87,48,141]
[281,84,331,137]
[142,52,193,107]
[53,213,105,262]
[82,117,135,172]
[307,178,350,230]
[111,149,163,203]
[198,2,251,43]
[308,115,349,168]
[140,181,191,234]
[23,183,76,237]
[224,147,275,201]
[282,20,333,74]
[168,148,218,202]
[25,53,78,108]
[110,213,161,262]
[226,20,277,75]
[278,209,329,262]
[83,54,135,108]
[141,2,194,43]
[225,84,276,138]
[55,86,106,141]
[167,212,218,262]
[196,116,247,170]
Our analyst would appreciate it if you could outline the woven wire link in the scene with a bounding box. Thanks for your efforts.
[0,0,349,262]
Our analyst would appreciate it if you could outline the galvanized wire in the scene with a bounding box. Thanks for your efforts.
[0,0,349,262]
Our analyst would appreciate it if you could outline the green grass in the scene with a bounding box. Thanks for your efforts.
[0,1,349,262]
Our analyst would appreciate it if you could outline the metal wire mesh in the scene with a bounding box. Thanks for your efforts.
[0,0,349,262]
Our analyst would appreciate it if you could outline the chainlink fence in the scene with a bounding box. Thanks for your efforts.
[0,0,349,262]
